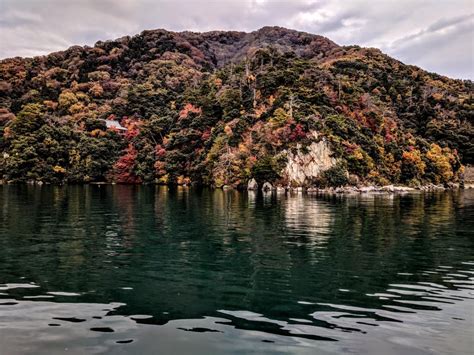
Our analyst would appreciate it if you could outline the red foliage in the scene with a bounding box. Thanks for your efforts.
[343,142,358,154]
[201,129,211,142]
[384,119,397,143]
[179,103,202,120]
[155,144,166,157]
[154,160,166,176]
[121,117,142,139]
[113,144,141,183]
[0,108,14,123]
[288,123,306,141]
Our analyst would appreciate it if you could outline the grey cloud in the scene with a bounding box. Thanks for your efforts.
[0,0,472,79]
[392,20,474,79]
[0,10,42,27]
[427,13,473,32]
[392,13,474,48]
[299,10,359,34]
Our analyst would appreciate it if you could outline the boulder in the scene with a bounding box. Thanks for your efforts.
[247,178,258,191]
[381,185,395,192]
[343,186,359,194]
[393,185,416,192]
[262,181,273,192]
[359,186,376,193]
[276,186,286,193]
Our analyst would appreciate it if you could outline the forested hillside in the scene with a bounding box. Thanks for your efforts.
[0,26,472,187]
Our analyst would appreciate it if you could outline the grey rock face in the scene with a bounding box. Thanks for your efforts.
[262,182,273,192]
[359,186,376,193]
[283,133,337,186]
[247,178,258,191]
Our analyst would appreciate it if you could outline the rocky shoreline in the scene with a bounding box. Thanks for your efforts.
[1,179,473,194]
[246,178,472,194]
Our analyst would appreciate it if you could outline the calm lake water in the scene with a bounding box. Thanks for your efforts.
[0,186,473,355]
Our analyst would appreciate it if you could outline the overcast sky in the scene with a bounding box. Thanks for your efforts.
[0,0,472,79]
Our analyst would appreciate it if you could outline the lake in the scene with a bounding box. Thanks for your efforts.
[0,185,473,354]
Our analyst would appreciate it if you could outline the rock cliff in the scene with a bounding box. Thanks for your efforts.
[283,134,337,186]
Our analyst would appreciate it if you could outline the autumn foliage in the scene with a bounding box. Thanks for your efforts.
[0,27,471,186]
[112,144,141,184]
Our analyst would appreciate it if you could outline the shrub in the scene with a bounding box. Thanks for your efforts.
[401,149,426,182]
[252,155,280,183]
[318,163,349,187]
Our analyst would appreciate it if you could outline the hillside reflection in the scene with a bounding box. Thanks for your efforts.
[0,186,472,328]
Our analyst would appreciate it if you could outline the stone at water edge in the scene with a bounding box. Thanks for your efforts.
[392,185,416,192]
[381,185,395,192]
[247,178,258,191]
[359,186,376,193]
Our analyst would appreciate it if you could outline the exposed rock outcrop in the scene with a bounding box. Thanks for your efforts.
[283,134,337,186]
[247,178,258,191]
[262,182,273,192]
[464,166,474,184]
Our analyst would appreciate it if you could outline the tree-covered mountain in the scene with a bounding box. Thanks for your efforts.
[0,26,472,187]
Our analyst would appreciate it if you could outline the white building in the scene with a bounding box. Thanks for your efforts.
[104,119,127,132]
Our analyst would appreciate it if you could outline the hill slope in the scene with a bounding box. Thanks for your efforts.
[0,26,472,186]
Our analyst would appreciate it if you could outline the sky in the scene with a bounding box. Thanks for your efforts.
[0,0,473,79]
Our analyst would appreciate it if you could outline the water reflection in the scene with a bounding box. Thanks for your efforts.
[0,186,473,354]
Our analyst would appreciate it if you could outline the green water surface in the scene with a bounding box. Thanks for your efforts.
[0,186,473,354]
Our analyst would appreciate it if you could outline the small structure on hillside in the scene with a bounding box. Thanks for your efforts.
[104,119,127,132]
